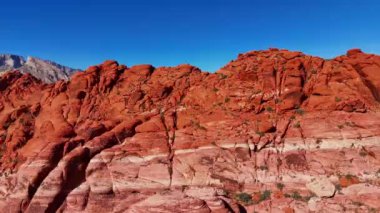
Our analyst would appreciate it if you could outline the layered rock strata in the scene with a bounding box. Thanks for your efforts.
[0,49,379,212]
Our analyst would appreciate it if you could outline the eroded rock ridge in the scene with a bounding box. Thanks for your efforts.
[0,48,380,212]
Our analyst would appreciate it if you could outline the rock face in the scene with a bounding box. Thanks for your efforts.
[306,177,335,198]
[0,54,79,83]
[0,48,380,212]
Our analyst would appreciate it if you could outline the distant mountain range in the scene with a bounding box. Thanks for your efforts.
[0,54,80,83]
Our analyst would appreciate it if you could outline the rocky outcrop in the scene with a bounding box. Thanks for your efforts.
[0,54,79,83]
[0,49,380,212]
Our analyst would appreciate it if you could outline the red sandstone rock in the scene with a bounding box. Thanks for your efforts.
[0,49,380,212]
[347,48,363,56]
[339,175,361,188]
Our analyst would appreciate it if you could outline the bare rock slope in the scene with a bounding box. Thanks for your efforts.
[0,48,380,212]
[0,54,79,83]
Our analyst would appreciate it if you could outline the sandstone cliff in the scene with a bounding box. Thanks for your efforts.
[0,49,380,212]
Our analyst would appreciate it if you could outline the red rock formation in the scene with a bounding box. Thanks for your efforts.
[0,49,380,212]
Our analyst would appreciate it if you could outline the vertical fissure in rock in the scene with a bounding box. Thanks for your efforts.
[169,110,177,188]
[159,108,177,188]
[246,138,252,158]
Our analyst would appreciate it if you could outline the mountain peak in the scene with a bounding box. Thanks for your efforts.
[0,54,26,70]
[0,54,79,83]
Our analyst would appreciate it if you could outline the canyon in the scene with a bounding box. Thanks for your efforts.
[0,48,379,212]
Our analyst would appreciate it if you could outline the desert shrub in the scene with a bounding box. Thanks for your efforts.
[218,73,228,79]
[285,191,302,200]
[295,108,304,115]
[260,190,271,201]
[293,121,301,128]
[255,131,265,137]
[345,174,356,180]
[235,192,252,204]
[276,182,285,190]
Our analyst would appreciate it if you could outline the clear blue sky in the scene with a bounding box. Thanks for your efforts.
[1,0,380,71]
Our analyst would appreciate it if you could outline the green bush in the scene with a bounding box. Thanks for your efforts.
[266,106,274,112]
[235,192,252,204]
[260,190,271,201]
[276,183,285,190]
[285,191,302,200]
